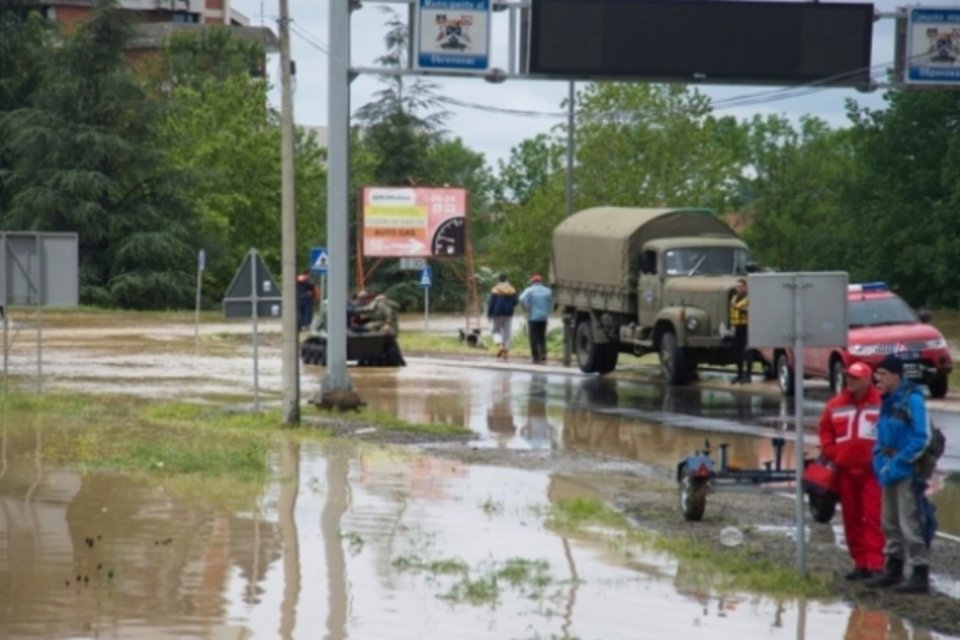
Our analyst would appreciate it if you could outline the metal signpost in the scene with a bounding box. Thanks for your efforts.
[0,232,79,394]
[749,272,848,574]
[195,248,206,347]
[420,265,432,331]
[223,248,282,412]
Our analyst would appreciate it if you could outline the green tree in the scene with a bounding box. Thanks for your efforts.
[1,1,197,307]
[843,89,960,307]
[151,28,328,301]
[574,83,746,211]
[738,114,856,273]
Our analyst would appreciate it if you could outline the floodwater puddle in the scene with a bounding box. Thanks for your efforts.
[1,426,951,639]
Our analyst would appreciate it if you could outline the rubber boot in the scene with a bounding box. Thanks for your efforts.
[894,565,930,594]
[502,349,509,361]
[866,557,904,589]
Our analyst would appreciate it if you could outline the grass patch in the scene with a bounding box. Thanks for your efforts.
[0,391,279,480]
[392,553,555,606]
[341,408,471,437]
[546,497,629,530]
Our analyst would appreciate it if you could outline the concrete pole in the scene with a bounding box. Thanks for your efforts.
[322,0,353,394]
[279,0,300,424]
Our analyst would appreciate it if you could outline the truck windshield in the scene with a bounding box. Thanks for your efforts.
[663,248,751,276]
[848,297,918,328]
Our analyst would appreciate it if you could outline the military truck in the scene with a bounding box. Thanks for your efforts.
[552,207,754,384]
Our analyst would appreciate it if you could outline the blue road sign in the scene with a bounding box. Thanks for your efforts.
[310,247,329,274]
[414,0,491,71]
[419,266,433,288]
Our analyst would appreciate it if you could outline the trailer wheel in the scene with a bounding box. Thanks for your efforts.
[679,468,708,521]
[660,330,688,385]
[807,491,837,524]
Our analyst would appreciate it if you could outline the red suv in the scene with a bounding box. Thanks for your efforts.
[761,282,953,398]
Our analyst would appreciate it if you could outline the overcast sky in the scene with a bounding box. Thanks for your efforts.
[231,0,907,170]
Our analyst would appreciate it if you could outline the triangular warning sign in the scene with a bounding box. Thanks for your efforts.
[223,248,281,300]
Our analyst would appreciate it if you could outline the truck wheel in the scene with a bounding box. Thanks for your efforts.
[829,358,845,394]
[595,345,619,374]
[807,491,836,524]
[777,353,794,397]
[679,468,708,521]
[575,319,604,374]
[928,373,948,398]
[660,331,688,385]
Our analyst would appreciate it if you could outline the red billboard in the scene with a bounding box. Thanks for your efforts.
[362,187,467,257]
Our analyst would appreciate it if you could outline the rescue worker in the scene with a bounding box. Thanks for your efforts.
[519,274,553,364]
[357,292,399,335]
[729,278,751,383]
[867,354,934,594]
[296,271,318,331]
[817,361,884,580]
[487,273,519,360]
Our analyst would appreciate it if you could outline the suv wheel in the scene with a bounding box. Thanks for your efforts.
[928,373,949,399]
[829,358,845,394]
[777,353,795,397]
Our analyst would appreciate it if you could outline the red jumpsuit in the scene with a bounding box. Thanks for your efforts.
[818,386,884,572]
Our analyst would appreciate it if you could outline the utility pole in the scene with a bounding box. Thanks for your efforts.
[278,0,299,425]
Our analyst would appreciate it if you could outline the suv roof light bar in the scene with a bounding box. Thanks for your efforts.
[849,281,888,293]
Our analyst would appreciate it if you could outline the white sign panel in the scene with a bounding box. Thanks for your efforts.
[904,7,960,85]
[414,0,491,71]
[748,272,848,349]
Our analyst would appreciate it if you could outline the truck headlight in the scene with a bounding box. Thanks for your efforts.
[686,317,700,333]
[924,338,947,349]
[849,344,877,356]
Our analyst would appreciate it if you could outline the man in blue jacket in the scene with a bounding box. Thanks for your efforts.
[867,354,934,593]
[519,274,553,364]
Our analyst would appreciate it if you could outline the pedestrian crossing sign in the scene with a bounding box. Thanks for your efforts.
[310,247,328,274]
[419,266,432,288]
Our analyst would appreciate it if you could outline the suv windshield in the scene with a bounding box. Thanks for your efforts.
[848,297,918,328]
[663,247,751,276]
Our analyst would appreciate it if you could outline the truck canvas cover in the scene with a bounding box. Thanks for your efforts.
[552,207,737,289]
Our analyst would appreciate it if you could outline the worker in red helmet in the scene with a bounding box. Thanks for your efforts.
[817,361,885,580]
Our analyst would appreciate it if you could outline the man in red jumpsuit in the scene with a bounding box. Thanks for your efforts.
[817,361,885,579]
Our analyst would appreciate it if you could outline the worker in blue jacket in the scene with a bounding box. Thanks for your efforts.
[519,274,553,364]
[867,354,935,594]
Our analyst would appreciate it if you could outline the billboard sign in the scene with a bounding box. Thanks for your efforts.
[414,0,491,71]
[528,0,874,87]
[362,187,467,257]
[904,7,960,85]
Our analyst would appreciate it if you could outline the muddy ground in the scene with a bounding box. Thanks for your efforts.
[311,414,960,637]
[5,311,960,635]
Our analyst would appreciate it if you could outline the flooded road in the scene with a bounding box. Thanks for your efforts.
[0,431,950,639]
[331,360,960,538]
[2,320,960,638]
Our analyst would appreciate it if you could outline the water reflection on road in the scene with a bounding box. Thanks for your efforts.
[0,425,946,640]
[323,361,960,537]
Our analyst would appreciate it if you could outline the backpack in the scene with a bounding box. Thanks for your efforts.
[891,385,946,479]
